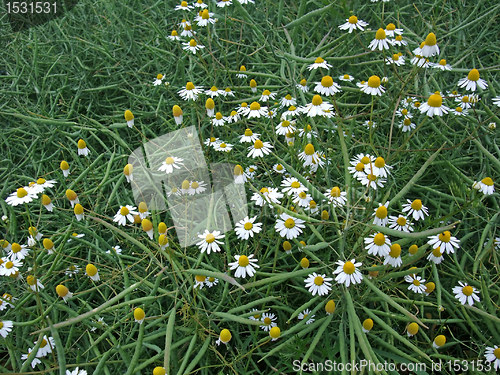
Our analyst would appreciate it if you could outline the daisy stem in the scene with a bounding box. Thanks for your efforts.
[163,298,179,372]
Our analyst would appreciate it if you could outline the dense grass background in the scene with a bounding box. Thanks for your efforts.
[1,0,500,374]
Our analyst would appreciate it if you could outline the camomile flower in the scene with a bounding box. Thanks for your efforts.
[247,139,273,158]
[386,53,405,66]
[27,275,44,292]
[452,281,480,306]
[249,79,258,93]
[134,307,145,324]
[399,118,415,132]
[427,231,460,254]
[365,157,392,178]
[384,244,402,267]
[360,75,385,96]
[245,165,257,178]
[205,276,218,288]
[307,57,332,70]
[484,346,500,370]
[359,172,386,190]
[0,320,13,338]
[298,143,323,168]
[214,142,233,152]
[251,187,283,206]
[293,191,312,208]
[427,246,445,264]
[183,39,205,54]
[275,213,305,239]
[190,180,207,194]
[65,189,79,208]
[402,199,429,221]
[296,78,309,92]
[325,187,347,207]
[224,111,240,123]
[339,74,355,82]
[314,75,341,96]
[204,137,221,148]
[197,9,215,26]
[406,323,419,338]
[66,367,88,375]
[8,243,29,261]
[407,274,426,294]
[275,119,296,136]
[273,163,286,174]
[266,109,277,118]
[212,112,225,126]
[196,230,224,254]
[333,259,363,287]
[419,93,449,117]
[431,59,452,71]
[158,156,184,174]
[77,139,90,156]
[194,275,206,289]
[123,164,133,183]
[388,215,413,232]
[298,309,315,324]
[175,1,193,10]
[60,160,70,177]
[455,94,479,110]
[304,272,333,296]
[228,254,259,278]
[421,32,439,57]
[233,165,247,184]
[153,73,164,86]
[260,313,277,331]
[238,0,255,3]
[86,264,100,281]
[194,0,208,7]
[279,94,296,107]
[281,177,307,196]
[247,102,268,119]
[236,65,247,78]
[73,203,84,221]
[234,216,262,240]
[216,329,231,346]
[1,240,11,253]
[364,233,391,257]
[457,68,487,91]
[137,202,150,220]
[0,258,23,276]
[391,34,408,46]
[5,187,37,206]
[338,15,368,33]
[67,233,85,242]
[167,30,180,41]
[180,24,195,37]
[216,0,232,7]
[106,245,122,255]
[384,23,403,37]
[347,162,368,179]
[372,202,389,226]
[474,177,495,195]
[35,335,55,357]
[113,205,138,226]
[368,28,390,50]
[239,128,260,143]
[178,82,203,101]
[300,95,334,117]
[205,86,223,98]
[26,178,57,194]
[260,89,277,102]
[270,326,281,341]
[362,318,374,333]
[223,87,235,97]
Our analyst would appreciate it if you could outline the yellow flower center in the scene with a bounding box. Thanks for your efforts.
[438,231,451,243]
[40,339,48,348]
[5,261,13,269]
[12,243,21,253]
[300,258,309,268]
[432,247,442,257]
[411,199,422,211]
[74,204,83,215]
[389,244,401,258]
[494,348,500,359]
[404,118,411,126]
[428,94,443,108]
[462,285,473,296]
[432,335,445,347]
[234,165,243,176]
[134,307,145,321]
[414,101,421,107]
[120,207,130,216]
[314,57,324,63]
[171,30,178,36]
[386,23,396,31]
[355,162,365,172]
[367,76,381,88]
[374,157,385,168]
[56,284,69,297]
[250,79,257,88]
[276,164,283,171]
[325,300,335,314]
[375,28,386,40]
[27,275,36,285]
[367,173,377,181]
[425,32,437,46]
[220,329,231,342]
[413,279,420,286]
[78,139,86,149]
[173,105,183,117]
[407,323,419,335]
[208,277,215,282]
[186,82,195,90]
[250,102,261,111]
[195,275,206,283]
[425,282,435,293]
[184,25,192,31]
[289,105,296,111]
[481,177,493,186]
[210,137,216,142]
[262,89,271,96]
[304,143,315,155]
[343,261,355,274]
[314,276,324,285]
[467,68,480,81]
[202,9,209,19]
[157,74,163,80]
[298,192,307,199]
[189,39,197,47]
[254,139,264,149]
[238,255,250,267]
[205,98,215,109]
[360,156,370,164]
[244,222,253,230]
[375,206,388,219]
[281,120,290,128]
[312,95,323,106]
[263,317,272,325]
[191,181,199,189]
[290,181,301,189]
[214,112,223,120]
[123,164,133,176]
[284,218,295,229]
[142,219,153,231]
[182,180,190,190]
[16,187,28,198]
[205,233,215,243]
[260,187,269,194]
[363,319,374,330]
[373,233,386,246]
[86,264,98,277]
[321,76,334,88]
[329,187,340,197]
[300,79,307,86]
[270,326,280,339]
[395,35,403,41]
[393,54,399,61]
[438,59,447,66]
[348,15,358,24]
[240,65,246,72]
[343,75,350,80]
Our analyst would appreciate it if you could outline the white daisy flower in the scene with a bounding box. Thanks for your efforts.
[296,79,309,92]
[452,281,480,306]
[194,0,208,8]
[0,257,23,276]
[279,94,296,108]
[175,1,193,10]
[158,156,184,174]
[21,348,42,369]
[245,165,257,178]
[314,75,341,96]
[372,201,389,226]
[304,272,333,296]
[66,367,88,375]
[292,191,312,208]
[214,142,233,152]
[427,231,460,255]
[325,187,347,207]
[384,243,403,267]
[388,215,413,232]
[194,275,206,289]
[251,187,283,207]
[427,246,445,264]
[298,143,324,168]
[390,35,407,46]
[273,163,286,174]
[275,119,296,136]
[360,76,385,96]
[307,57,332,70]
[300,95,334,118]
[234,216,262,240]
[260,89,277,102]
[183,39,205,54]
[247,102,268,119]
[368,29,390,50]
[407,275,426,294]
[196,230,224,254]
[484,346,500,370]
[247,139,273,158]
[239,129,260,143]
[180,24,196,37]
[178,82,203,101]
[224,111,240,123]
[35,335,55,358]
[196,9,216,26]
[260,312,277,331]
[275,213,305,240]
[0,320,13,338]
[457,68,488,92]
[8,243,29,261]
[364,233,391,257]
[431,59,451,71]
[153,74,164,86]
[215,329,231,346]
[386,53,405,66]
[281,177,308,196]
[474,177,495,195]
[113,205,138,226]
[339,74,354,82]
[358,172,386,190]
[205,276,219,288]
[281,105,300,119]
[420,33,439,57]
[77,139,90,156]
[5,187,37,206]
[26,178,57,195]
[229,254,259,278]
[167,30,180,41]
[333,259,363,287]
[384,23,403,37]
[338,15,368,33]
[419,93,449,117]
[236,65,247,79]
[216,0,232,7]
[399,118,416,132]
[298,309,315,324]
[401,199,429,221]
[205,86,223,98]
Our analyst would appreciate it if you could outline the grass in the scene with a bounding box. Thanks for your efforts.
[1,0,500,374]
